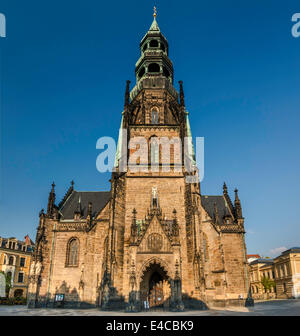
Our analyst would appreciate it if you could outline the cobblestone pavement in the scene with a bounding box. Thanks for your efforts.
[0,300,299,316]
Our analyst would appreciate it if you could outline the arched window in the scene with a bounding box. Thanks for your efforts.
[148,63,160,73]
[149,39,158,48]
[151,108,158,124]
[66,238,79,267]
[150,137,159,165]
[143,43,148,52]
[161,43,165,52]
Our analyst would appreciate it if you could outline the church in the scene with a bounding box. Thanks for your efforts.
[28,12,250,311]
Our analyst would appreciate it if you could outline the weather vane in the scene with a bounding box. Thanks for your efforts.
[153,6,157,18]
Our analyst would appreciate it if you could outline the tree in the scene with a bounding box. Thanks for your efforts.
[261,275,276,293]
[0,271,12,297]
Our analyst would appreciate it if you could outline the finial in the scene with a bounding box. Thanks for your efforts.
[71,180,74,187]
[88,202,92,217]
[153,6,157,18]
[223,182,228,194]
[234,188,239,199]
[51,181,55,192]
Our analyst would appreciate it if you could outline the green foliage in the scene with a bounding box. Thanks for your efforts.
[261,275,276,291]
[0,271,12,297]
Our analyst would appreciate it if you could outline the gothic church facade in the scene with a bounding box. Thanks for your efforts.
[28,14,250,310]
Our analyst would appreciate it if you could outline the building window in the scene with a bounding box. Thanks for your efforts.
[149,39,158,48]
[8,256,14,265]
[18,272,24,283]
[14,289,24,298]
[20,257,25,267]
[203,234,209,262]
[151,109,158,124]
[148,63,160,73]
[150,137,159,165]
[147,233,163,252]
[66,238,79,267]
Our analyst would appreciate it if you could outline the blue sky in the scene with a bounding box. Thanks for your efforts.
[0,1,299,257]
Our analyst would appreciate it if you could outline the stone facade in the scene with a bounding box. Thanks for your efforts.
[28,14,250,310]
[249,248,300,300]
[0,236,34,298]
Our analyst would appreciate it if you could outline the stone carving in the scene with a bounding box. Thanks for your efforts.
[35,261,42,276]
[30,262,36,276]
[148,233,163,252]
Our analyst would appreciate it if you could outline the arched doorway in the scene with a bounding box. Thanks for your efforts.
[140,262,170,310]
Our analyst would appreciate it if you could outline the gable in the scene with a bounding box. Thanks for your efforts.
[137,216,172,253]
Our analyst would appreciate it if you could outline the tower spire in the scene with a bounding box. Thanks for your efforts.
[234,188,243,219]
[47,182,56,216]
[153,6,157,18]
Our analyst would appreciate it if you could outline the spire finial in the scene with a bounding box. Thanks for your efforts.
[234,188,239,200]
[223,182,228,194]
[153,6,157,18]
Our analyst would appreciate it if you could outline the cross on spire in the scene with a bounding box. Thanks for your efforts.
[153,6,157,18]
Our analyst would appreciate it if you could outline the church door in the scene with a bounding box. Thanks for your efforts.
[149,282,164,308]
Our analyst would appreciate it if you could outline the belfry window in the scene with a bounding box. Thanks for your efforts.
[66,238,79,267]
[138,67,145,79]
[151,109,158,124]
[149,39,158,48]
[163,67,170,78]
[161,43,166,52]
[143,44,148,52]
[148,63,160,73]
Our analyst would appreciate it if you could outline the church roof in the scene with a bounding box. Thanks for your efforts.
[201,195,231,222]
[59,191,111,219]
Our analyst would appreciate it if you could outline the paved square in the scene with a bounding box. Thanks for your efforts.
[0,300,299,316]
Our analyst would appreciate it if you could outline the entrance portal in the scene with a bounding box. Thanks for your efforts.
[140,262,170,310]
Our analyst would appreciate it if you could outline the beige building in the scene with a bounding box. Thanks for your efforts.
[249,247,300,300]
[0,236,34,298]
[274,247,300,299]
[28,13,251,311]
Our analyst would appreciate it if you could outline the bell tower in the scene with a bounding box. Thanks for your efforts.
[102,8,203,312]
